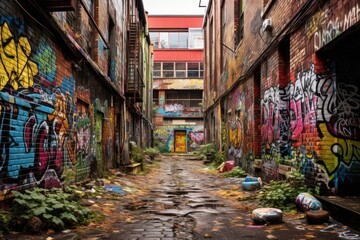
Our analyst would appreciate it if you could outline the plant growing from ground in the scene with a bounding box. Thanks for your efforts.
[194,143,216,159]
[144,147,160,160]
[130,141,144,163]
[257,171,317,212]
[214,151,225,166]
[223,166,247,178]
[11,187,92,232]
[0,209,11,236]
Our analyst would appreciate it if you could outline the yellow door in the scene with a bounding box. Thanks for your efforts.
[174,131,186,153]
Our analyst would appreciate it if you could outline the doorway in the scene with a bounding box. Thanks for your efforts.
[174,130,187,153]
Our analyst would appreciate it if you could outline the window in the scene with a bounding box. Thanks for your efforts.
[234,0,244,46]
[188,62,200,77]
[169,32,178,48]
[209,18,214,88]
[150,32,159,48]
[108,16,115,81]
[221,0,226,70]
[163,62,174,77]
[160,32,169,48]
[154,62,161,78]
[153,62,203,78]
[176,63,186,77]
[165,90,203,108]
[153,90,159,105]
[179,32,188,48]
[150,32,188,49]
[188,28,204,49]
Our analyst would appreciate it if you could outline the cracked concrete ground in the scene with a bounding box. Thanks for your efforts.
[5,155,360,240]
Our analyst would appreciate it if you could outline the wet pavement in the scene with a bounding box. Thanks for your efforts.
[5,155,360,240]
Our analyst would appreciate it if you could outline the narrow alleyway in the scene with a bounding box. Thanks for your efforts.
[6,155,360,240]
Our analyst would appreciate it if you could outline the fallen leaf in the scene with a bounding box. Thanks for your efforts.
[204,233,212,238]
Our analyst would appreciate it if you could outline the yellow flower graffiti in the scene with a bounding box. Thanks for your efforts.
[0,22,38,91]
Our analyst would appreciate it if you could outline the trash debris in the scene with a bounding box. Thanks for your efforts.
[295,193,322,212]
[306,209,329,224]
[103,185,126,195]
[252,207,283,224]
[266,234,278,240]
[219,160,235,173]
[242,176,262,191]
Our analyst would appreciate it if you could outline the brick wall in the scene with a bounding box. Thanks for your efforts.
[0,0,121,198]
[0,1,77,193]
[204,0,360,194]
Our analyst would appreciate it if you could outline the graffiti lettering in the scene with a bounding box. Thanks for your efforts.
[320,224,360,239]
[313,3,360,50]
[164,103,184,113]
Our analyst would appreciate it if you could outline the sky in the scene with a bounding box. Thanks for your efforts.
[142,0,207,15]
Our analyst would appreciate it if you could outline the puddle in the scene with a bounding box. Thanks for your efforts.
[187,203,225,209]
[166,190,189,195]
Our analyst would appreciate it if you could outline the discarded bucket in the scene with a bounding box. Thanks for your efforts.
[252,207,283,224]
[241,176,262,191]
[295,192,322,212]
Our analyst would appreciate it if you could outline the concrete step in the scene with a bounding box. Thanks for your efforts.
[317,195,360,231]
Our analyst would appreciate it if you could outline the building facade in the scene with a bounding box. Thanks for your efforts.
[203,0,360,195]
[0,0,152,199]
[149,15,205,153]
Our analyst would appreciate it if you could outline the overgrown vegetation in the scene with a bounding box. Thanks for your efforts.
[214,151,225,166]
[130,141,144,163]
[194,143,216,160]
[11,188,92,232]
[258,171,318,211]
[144,147,160,160]
[0,210,11,236]
[223,166,247,178]
[154,139,169,153]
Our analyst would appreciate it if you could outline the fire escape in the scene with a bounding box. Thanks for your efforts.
[126,13,144,103]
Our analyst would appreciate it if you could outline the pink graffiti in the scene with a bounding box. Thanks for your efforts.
[35,121,50,178]
[189,132,204,144]
[290,99,303,146]
[261,98,276,145]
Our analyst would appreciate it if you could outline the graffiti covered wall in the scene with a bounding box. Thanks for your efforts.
[226,79,260,172]
[154,125,204,153]
[0,16,76,195]
[259,56,360,194]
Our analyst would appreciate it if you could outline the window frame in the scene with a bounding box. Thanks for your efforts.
[234,0,244,46]
[153,62,204,79]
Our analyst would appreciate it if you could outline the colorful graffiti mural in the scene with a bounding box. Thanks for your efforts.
[153,79,203,90]
[157,103,203,118]
[0,22,38,90]
[258,61,360,192]
[0,19,77,194]
[154,126,204,153]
